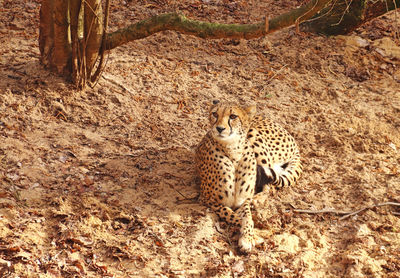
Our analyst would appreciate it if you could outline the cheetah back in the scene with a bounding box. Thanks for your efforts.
[247,116,302,191]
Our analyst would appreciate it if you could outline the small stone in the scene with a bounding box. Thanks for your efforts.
[26,2,37,9]
[59,155,67,163]
[232,260,245,274]
[6,173,19,181]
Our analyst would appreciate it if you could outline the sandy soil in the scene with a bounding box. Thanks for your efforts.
[1,0,400,277]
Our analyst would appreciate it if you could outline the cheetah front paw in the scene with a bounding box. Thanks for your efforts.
[238,233,264,253]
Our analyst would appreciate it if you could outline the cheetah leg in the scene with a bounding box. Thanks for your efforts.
[236,199,263,253]
[201,197,263,252]
[209,203,242,226]
[199,194,242,225]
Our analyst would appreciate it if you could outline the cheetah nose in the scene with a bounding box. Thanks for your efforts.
[216,126,225,133]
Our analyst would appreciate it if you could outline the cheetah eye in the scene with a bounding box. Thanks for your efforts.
[229,114,238,120]
[212,112,218,118]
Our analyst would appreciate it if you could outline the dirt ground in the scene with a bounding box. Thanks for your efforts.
[1,0,400,277]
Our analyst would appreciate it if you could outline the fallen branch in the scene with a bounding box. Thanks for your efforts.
[164,180,198,202]
[105,0,332,50]
[293,208,351,215]
[292,202,400,220]
[339,202,400,220]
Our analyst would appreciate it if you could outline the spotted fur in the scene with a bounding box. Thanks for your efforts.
[195,101,302,253]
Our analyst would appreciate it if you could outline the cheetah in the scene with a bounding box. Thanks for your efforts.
[195,100,302,253]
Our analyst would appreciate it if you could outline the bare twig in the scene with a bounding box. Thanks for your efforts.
[295,0,321,26]
[292,202,400,220]
[266,64,287,84]
[293,208,351,215]
[304,0,338,23]
[164,181,196,202]
[339,202,400,220]
[332,0,353,26]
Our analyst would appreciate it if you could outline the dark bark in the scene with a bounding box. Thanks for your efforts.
[302,0,400,35]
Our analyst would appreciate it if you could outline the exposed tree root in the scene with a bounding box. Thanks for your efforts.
[105,0,332,50]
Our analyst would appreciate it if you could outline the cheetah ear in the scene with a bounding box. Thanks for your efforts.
[244,105,256,118]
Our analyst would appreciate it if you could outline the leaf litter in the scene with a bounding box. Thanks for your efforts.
[0,0,400,277]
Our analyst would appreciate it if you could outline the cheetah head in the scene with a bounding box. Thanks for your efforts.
[208,100,256,143]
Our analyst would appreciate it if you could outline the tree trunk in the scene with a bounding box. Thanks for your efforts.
[84,0,103,77]
[39,0,104,88]
[39,0,54,68]
[302,0,400,35]
[53,0,71,74]
[70,0,83,87]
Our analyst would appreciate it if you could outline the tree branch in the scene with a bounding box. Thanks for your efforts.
[105,0,332,50]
